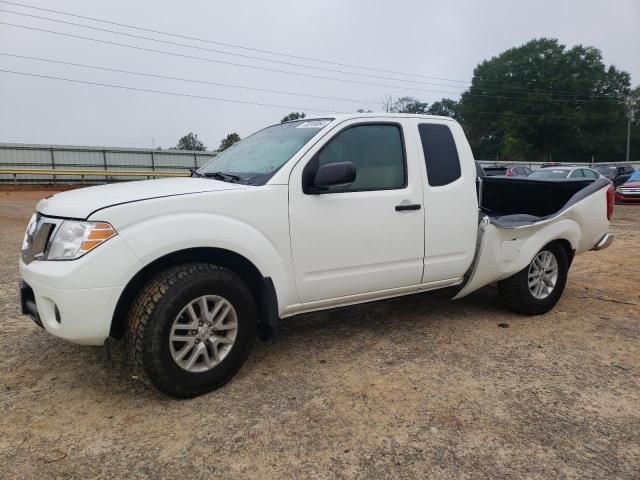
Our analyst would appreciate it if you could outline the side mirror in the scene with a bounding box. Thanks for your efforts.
[313,161,356,190]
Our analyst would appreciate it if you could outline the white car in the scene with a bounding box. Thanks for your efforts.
[19,114,614,397]
[528,165,604,180]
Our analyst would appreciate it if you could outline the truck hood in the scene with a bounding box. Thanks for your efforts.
[620,180,640,188]
[37,177,245,219]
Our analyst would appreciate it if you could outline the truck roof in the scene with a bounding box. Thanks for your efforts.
[301,113,457,122]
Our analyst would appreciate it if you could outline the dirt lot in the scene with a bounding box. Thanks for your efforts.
[1,189,638,479]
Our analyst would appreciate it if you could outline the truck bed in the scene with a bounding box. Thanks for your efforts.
[454,176,612,298]
[479,177,608,227]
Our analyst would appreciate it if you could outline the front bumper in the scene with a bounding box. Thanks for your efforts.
[20,281,43,328]
[19,273,124,345]
[615,192,640,203]
[18,234,141,345]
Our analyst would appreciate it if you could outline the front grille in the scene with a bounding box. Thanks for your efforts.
[21,215,58,264]
[619,188,640,196]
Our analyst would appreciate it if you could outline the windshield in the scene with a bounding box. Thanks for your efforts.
[628,171,640,182]
[528,169,570,179]
[198,119,333,184]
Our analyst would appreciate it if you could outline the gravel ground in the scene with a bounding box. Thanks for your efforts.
[1,189,639,479]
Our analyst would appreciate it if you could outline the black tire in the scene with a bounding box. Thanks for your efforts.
[497,242,569,316]
[125,263,257,398]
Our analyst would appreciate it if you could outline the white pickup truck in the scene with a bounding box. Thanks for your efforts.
[20,114,614,398]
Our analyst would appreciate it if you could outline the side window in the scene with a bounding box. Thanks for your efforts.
[309,123,406,192]
[418,124,461,187]
[569,169,584,178]
[584,169,598,179]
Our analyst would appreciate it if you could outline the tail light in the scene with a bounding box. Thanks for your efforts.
[606,184,614,220]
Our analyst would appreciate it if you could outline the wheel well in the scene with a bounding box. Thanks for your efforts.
[549,238,575,266]
[110,248,279,340]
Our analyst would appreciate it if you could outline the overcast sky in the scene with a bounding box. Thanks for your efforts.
[0,0,638,149]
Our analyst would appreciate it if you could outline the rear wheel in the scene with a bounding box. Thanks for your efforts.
[125,263,256,398]
[498,242,569,315]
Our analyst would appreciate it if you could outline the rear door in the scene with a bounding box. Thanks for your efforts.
[416,121,478,283]
[288,119,425,304]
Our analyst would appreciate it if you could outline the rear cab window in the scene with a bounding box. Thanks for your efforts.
[418,123,461,186]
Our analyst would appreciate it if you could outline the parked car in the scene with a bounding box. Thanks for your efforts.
[19,114,614,398]
[482,164,532,176]
[614,170,640,204]
[593,164,635,187]
[528,166,603,180]
[540,162,563,168]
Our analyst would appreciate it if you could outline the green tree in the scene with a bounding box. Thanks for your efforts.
[175,132,206,151]
[218,133,241,151]
[427,98,460,120]
[457,38,630,162]
[281,112,306,123]
[627,85,640,162]
[391,96,428,114]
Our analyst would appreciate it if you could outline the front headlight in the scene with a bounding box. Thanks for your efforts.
[47,221,117,260]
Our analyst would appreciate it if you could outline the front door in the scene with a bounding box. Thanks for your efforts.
[288,121,425,304]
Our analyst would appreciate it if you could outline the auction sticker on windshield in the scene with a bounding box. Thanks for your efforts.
[296,120,332,128]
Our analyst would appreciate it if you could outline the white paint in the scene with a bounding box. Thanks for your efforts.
[19,114,612,345]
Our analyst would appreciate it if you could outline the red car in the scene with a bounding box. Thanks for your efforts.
[615,171,640,204]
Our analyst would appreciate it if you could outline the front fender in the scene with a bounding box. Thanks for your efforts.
[104,211,298,312]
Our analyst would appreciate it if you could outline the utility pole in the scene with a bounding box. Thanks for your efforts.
[626,95,636,163]
[625,114,631,163]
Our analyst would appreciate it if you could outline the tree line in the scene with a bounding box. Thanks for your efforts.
[385,38,638,162]
[174,38,638,162]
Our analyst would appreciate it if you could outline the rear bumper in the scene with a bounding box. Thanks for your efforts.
[591,233,614,251]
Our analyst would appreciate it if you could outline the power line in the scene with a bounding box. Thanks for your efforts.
[0,21,473,97]
[459,109,619,122]
[2,52,614,109]
[0,52,380,105]
[0,0,624,99]
[0,8,478,90]
[0,68,344,112]
[0,68,619,122]
[0,22,622,105]
[0,0,472,84]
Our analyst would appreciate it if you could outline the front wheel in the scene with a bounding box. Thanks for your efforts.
[125,263,257,398]
[497,242,569,315]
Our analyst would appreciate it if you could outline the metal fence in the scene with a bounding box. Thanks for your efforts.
[0,143,217,183]
[1,142,638,184]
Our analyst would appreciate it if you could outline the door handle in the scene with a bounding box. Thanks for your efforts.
[395,203,421,211]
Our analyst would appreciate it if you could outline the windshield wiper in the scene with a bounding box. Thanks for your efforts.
[190,168,204,178]
[204,171,244,183]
